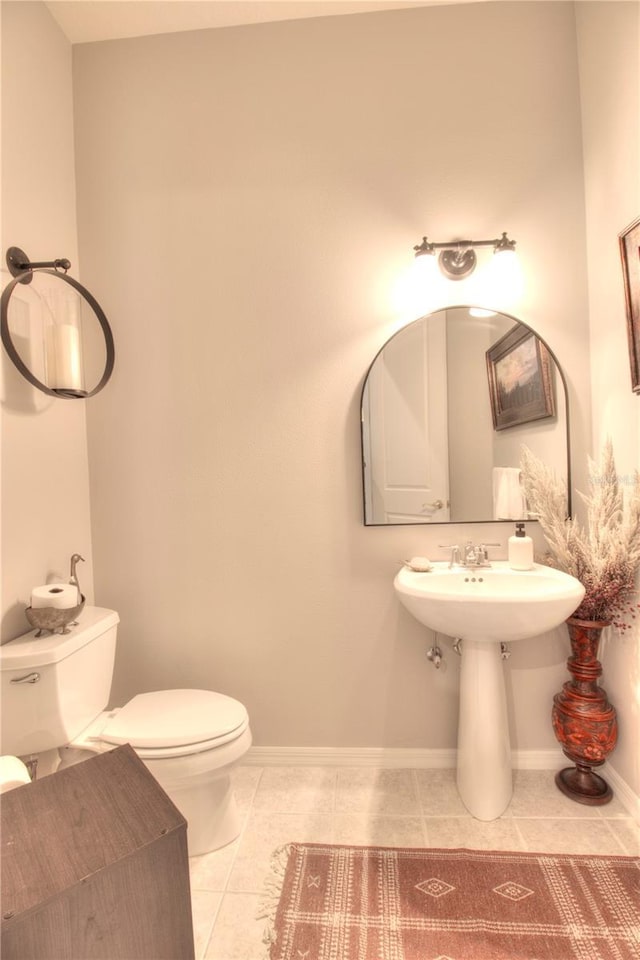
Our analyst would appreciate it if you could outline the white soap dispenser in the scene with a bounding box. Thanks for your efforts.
[508,522,533,570]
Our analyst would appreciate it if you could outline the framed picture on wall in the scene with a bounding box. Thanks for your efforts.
[486,325,555,430]
[619,216,640,394]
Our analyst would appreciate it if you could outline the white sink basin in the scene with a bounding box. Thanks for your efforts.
[394,561,584,642]
[394,560,584,821]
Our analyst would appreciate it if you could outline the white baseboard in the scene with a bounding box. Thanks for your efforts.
[603,763,640,823]
[244,746,457,768]
[244,746,562,770]
[511,749,565,769]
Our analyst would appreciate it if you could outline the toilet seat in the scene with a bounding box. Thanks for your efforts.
[130,721,251,760]
[72,689,249,759]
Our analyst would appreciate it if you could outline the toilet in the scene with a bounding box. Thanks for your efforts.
[0,606,251,856]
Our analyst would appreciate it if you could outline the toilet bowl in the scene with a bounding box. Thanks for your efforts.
[62,689,252,854]
[0,607,252,856]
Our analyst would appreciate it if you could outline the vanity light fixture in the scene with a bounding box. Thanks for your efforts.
[1,247,114,398]
[413,232,517,281]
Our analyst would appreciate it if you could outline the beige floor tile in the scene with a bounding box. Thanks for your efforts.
[332,814,426,848]
[251,765,336,813]
[509,770,601,818]
[601,817,640,855]
[415,768,468,817]
[425,815,525,851]
[335,767,421,816]
[190,890,222,960]
[190,837,240,891]
[594,790,638,819]
[517,817,629,855]
[204,892,266,960]
[227,811,334,893]
[231,766,263,817]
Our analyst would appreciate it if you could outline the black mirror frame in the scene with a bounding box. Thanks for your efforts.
[359,305,572,525]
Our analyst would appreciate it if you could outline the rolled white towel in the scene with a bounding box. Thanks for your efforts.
[493,467,527,520]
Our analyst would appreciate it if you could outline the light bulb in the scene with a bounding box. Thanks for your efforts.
[487,248,524,305]
[391,254,444,320]
[413,251,438,283]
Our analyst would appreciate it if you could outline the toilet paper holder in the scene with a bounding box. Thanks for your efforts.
[25,553,85,637]
[25,596,85,637]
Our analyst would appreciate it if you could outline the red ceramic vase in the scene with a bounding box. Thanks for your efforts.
[552,616,617,804]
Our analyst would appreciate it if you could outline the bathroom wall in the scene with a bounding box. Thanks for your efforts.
[0,2,95,641]
[72,1,594,754]
[576,1,640,797]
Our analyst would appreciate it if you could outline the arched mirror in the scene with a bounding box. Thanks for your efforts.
[360,307,570,525]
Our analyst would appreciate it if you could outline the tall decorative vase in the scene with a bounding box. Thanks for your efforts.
[552,616,617,804]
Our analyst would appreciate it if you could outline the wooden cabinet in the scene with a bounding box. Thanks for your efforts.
[1,744,195,959]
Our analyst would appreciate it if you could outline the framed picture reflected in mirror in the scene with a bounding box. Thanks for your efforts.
[486,325,555,430]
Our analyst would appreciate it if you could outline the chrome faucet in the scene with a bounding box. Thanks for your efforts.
[441,542,499,568]
[462,541,491,568]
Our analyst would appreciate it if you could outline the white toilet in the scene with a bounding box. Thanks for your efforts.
[0,605,252,856]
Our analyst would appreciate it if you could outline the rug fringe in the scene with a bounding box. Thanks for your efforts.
[257,842,294,956]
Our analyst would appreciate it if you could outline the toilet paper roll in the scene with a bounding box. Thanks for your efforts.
[31,583,79,610]
[0,755,31,793]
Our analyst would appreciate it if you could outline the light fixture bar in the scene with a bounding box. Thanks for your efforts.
[413,232,517,280]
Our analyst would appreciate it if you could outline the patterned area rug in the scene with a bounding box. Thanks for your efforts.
[261,843,640,960]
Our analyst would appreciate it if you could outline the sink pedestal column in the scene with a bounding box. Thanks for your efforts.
[456,638,512,820]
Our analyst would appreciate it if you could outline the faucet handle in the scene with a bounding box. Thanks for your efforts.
[437,543,461,567]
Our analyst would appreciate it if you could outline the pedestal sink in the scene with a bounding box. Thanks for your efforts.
[394,561,584,820]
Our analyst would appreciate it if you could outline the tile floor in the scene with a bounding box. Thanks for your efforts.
[189,766,640,960]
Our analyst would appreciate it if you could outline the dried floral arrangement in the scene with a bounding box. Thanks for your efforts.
[520,439,640,628]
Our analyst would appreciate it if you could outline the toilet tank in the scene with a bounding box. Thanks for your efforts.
[0,606,119,757]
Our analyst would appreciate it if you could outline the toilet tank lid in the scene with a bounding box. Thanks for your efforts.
[0,606,119,670]
[100,689,248,749]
